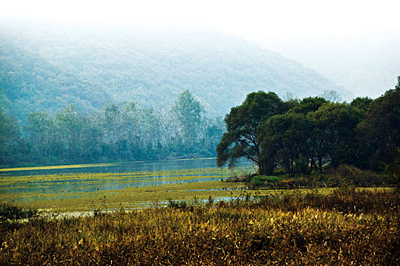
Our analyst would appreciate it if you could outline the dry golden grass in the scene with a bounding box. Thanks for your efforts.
[1,189,398,265]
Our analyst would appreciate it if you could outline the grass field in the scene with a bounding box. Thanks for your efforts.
[0,188,398,265]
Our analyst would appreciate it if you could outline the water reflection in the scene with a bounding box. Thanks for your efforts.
[2,158,223,176]
[1,158,252,198]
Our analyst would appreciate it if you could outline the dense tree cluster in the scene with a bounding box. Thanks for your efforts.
[217,78,400,177]
[0,91,224,167]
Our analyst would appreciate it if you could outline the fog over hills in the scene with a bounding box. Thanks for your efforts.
[0,20,348,121]
[258,30,400,99]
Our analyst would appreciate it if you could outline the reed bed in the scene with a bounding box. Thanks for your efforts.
[1,189,399,265]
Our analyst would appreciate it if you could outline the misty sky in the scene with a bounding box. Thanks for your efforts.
[2,0,399,40]
[2,0,400,97]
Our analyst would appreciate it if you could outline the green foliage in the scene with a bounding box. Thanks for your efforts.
[215,78,400,180]
[308,102,362,168]
[288,96,327,115]
[256,99,363,175]
[350,97,373,115]
[358,79,400,167]
[249,175,281,187]
[173,90,203,152]
[293,155,311,175]
[0,108,25,166]
[260,112,312,176]
[216,91,285,175]
[0,91,226,166]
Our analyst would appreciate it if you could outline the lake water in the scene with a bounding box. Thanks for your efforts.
[1,158,226,176]
[0,158,253,203]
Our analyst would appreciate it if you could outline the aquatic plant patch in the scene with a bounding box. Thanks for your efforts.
[0,167,254,212]
[0,163,116,172]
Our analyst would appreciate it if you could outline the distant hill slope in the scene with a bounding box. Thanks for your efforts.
[0,20,346,121]
[259,31,400,98]
[0,36,109,120]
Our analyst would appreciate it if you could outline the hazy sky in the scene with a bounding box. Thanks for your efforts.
[2,0,400,41]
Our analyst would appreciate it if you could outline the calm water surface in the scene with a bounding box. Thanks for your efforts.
[0,158,252,199]
[2,158,226,176]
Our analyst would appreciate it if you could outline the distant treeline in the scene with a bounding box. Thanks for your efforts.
[217,79,400,177]
[1,81,399,174]
[0,90,224,167]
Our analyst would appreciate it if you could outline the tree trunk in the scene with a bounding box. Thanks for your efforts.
[259,161,274,176]
[318,155,323,173]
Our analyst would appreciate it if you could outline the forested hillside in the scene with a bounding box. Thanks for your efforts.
[0,20,346,122]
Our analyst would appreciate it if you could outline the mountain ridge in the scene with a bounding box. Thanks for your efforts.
[0,20,348,121]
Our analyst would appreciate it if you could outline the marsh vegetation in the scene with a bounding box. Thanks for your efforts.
[1,187,399,265]
[1,158,399,264]
[0,159,254,212]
